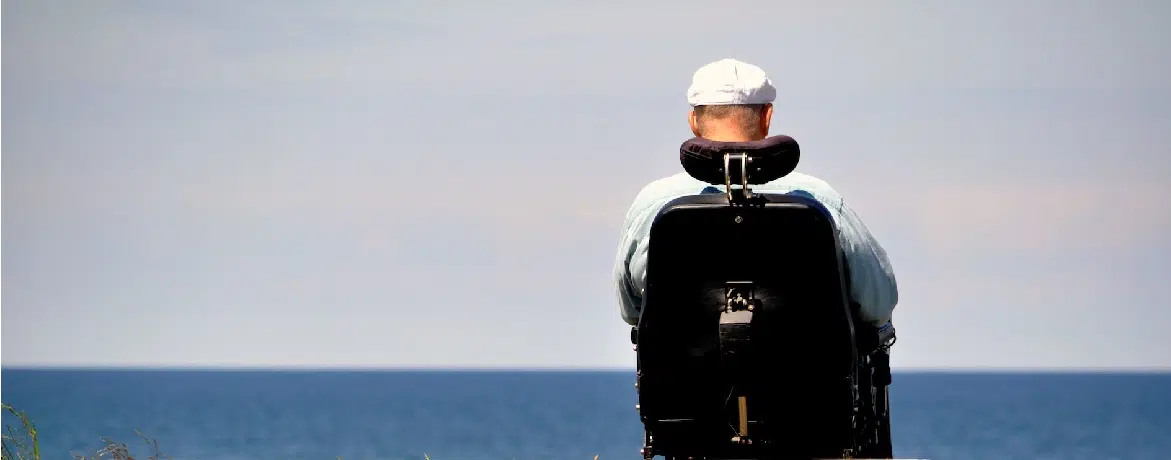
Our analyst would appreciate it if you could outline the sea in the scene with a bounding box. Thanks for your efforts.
[2,369,1169,460]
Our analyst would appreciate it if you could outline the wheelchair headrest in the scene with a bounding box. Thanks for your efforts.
[679,135,800,185]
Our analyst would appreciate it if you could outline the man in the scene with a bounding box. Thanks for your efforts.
[613,58,899,329]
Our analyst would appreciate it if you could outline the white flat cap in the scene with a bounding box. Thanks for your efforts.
[686,58,776,107]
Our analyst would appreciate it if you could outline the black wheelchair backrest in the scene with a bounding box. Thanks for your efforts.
[634,135,862,459]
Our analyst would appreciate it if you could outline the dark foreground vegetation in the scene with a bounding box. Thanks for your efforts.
[3,403,600,460]
[3,403,167,460]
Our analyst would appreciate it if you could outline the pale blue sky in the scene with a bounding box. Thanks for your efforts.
[3,0,1169,369]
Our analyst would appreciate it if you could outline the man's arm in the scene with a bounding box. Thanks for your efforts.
[613,176,698,327]
[613,231,642,327]
[613,193,660,327]
[835,200,899,325]
[777,174,898,325]
[797,179,898,325]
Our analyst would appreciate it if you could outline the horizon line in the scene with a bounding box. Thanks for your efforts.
[3,364,1170,374]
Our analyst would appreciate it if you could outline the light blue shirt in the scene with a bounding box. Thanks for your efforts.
[613,171,899,327]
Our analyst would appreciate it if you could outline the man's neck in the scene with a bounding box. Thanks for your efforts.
[700,130,763,142]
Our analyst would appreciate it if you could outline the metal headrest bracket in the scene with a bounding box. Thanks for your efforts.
[723,153,752,202]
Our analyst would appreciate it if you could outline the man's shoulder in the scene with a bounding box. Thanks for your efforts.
[636,172,706,198]
[620,173,710,224]
[626,173,706,212]
[759,171,838,195]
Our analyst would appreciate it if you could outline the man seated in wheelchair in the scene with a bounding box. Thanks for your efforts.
[613,58,899,459]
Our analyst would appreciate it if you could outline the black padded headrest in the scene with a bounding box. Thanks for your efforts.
[679,135,800,185]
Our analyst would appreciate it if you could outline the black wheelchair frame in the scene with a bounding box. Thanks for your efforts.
[628,135,896,459]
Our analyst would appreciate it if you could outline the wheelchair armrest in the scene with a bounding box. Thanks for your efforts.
[877,322,896,348]
[855,318,896,357]
[855,319,895,388]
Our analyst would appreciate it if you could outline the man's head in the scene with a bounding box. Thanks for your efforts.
[685,58,776,142]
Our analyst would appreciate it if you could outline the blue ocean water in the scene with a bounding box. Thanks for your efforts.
[2,370,1169,460]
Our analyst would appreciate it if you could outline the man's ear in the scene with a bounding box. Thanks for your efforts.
[688,109,702,137]
[760,103,774,136]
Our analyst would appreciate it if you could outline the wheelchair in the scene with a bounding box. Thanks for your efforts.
[630,135,897,459]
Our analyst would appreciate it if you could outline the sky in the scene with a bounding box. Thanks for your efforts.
[3,0,1169,370]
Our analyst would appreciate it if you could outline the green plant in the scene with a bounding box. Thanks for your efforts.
[2,403,40,460]
[3,404,602,460]
[70,430,169,460]
[2,403,168,460]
